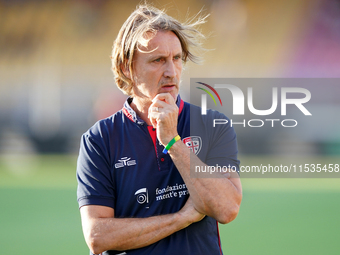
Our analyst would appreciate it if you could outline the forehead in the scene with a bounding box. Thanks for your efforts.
[137,30,182,56]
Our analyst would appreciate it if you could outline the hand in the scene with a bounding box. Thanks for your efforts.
[148,93,179,146]
[179,197,205,224]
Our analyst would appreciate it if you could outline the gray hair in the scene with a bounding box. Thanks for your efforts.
[111,4,207,96]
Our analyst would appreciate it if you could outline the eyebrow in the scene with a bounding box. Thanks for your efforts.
[148,51,182,61]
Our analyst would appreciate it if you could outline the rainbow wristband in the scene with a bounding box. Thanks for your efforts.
[162,135,181,154]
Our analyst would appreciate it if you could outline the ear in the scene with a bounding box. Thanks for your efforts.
[121,64,131,79]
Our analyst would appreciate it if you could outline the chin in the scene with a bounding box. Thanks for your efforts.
[172,93,179,101]
[166,91,178,101]
[156,91,178,101]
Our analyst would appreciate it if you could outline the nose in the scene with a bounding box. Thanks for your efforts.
[163,60,176,78]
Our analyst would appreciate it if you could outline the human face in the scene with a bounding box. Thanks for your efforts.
[131,30,183,103]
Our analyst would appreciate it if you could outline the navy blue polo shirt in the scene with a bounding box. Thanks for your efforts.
[77,95,240,255]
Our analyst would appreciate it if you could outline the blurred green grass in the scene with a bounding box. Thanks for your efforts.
[0,154,88,254]
[0,155,340,254]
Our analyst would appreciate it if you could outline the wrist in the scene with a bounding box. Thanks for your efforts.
[162,135,181,154]
[162,132,179,145]
[167,137,183,154]
[176,207,194,228]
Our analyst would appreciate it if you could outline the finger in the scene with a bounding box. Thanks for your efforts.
[150,117,157,128]
[150,106,159,113]
[148,105,161,119]
[149,116,157,128]
[150,100,178,115]
[148,111,161,128]
[150,101,170,111]
[148,110,161,119]
[148,100,172,116]
[152,93,176,105]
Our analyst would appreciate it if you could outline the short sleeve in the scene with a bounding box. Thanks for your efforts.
[204,111,240,172]
[76,129,115,209]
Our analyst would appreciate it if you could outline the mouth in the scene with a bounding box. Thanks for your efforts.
[160,84,177,92]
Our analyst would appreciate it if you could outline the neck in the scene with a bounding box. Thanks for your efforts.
[130,97,153,125]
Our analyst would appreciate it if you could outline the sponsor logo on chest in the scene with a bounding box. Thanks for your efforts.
[115,156,136,169]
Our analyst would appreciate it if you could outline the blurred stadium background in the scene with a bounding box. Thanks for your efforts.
[0,0,339,254]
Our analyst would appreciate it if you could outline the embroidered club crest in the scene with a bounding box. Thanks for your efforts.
[183,136,202,155]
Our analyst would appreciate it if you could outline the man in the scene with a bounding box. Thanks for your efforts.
[77,4,242,255]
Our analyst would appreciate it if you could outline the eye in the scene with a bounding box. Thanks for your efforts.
[174,55,181,60]
[153,58,162,62]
